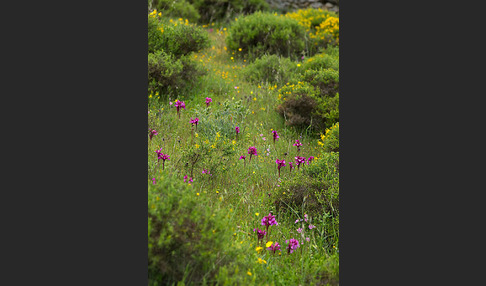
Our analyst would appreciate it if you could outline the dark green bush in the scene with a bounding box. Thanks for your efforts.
[225,11,306,61]
[241,54,300,86]
[276,68,339,133]
[148,175,240,285]
[148,14,210,57]
[152,0,201,23]
[148,50,206,99]
[188,0,269,24]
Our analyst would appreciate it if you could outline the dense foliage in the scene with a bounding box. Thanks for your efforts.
[225,11,307,61]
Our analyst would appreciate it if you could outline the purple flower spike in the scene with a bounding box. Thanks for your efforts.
[276,159,286,177]
[271,130,279,144]
[155,149,170,170]
[295,156,306,170]
[293,139,303,151]
[247,146,257,162]
[267,241,281,254]
[205,97,212,107]
[253,228,266,241]
[190,117,199,130]
[261,213,278,227]
[286,238,300,254]
[149,129,158,140]
[307,156,314,164]
[175,100,186,118]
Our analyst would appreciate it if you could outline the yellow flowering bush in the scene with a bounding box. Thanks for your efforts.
[284,8,339,55]
[318,122,339,152]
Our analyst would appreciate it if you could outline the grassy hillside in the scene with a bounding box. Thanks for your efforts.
[148,6,339,285]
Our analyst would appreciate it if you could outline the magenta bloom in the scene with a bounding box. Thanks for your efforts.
[183,175,193,183]
[253,228,266,242]
[271,130,279,144]
[286,238,300,254]
[248,146,257,155]
[276,159,286,177]
[205,97,212,107]
[289,162,294,173]
[239,155,246,166]
[149,129,158,140]
[202,169,212,176]
[175,100,186,118]
[295,156,306,170]
[155,149,170,170]
[247,146,257,162]
[267,241,281,254]
[297,228,303,233]
[309,224,316,229]
[307,156,314,164]
[152,178,156,185]
[235,126,240,136]
[261,213,278,231]
[190,117,199,130]
[293,139,303,151]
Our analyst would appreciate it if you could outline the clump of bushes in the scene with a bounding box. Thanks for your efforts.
[148,50,205,99]
[188,0,269,24]
[241,54,300,86]
[148,12,210,98]
[148,175,242,285]
[225,11,306,61]
[148,14,210,56]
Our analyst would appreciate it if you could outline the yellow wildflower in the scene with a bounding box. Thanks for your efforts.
[257,258,267,264]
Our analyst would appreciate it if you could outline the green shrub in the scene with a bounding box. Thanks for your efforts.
[225,11,306,61]
[148,175,242,285]
[276,68,339,133]
[148,14,210,57]
[152,0,201,23]
[241,54,300,86]
[188,0,269,24]
[301,52,339,72]
[318,122,339,152]
[148,50,206,99]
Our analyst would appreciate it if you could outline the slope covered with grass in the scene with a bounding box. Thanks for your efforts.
[148,6,339,285]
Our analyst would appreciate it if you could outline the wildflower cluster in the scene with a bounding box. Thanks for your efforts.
[149,128,158,140]
[286,238,300,254]
[155,149,170,170]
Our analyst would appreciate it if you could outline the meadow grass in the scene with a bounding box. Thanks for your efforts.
[148,20,339,285]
